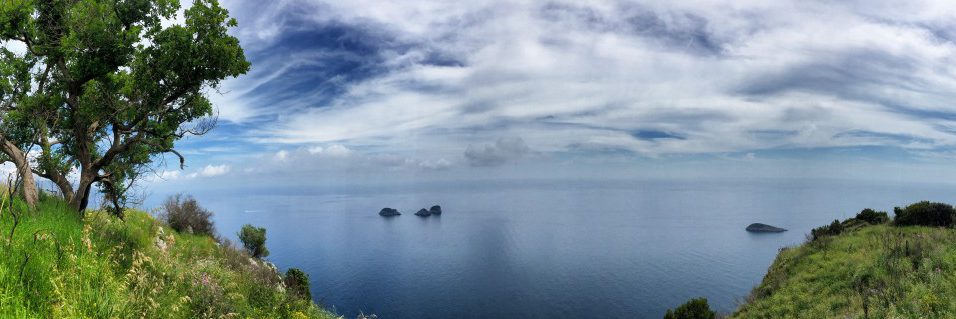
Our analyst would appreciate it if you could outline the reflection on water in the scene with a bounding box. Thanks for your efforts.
[179,178,956,318]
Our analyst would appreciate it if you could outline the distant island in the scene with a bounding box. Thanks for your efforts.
[381,205,442,217]
[745,223,787,233]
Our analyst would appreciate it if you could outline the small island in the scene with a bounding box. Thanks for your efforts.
[415,208,431,217]
[379,208,401,217]
[745,223,787,233]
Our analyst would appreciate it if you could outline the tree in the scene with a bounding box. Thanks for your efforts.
[855,208,889,225]
[663,298,716,319]
[0,0,249,215]
[894,201,956,227]
[238,224,268,258]
[159,193,215,236]
[284,268,312,300]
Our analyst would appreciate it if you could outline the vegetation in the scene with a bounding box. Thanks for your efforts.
[663,298,716,319]
[732,224,956,318]
[285,268,313,301]
[729,201,956,318]
[0,194,336,318]
[809,219,845,241]
[893,201,956,227]
[158,194,215,236]
[662,201,956,318]
[0,0,249,214]
[856,208,890,225]
[239,224,269,259]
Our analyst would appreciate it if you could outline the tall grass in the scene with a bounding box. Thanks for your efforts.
[0,195,338,318]
[733,225,956,318]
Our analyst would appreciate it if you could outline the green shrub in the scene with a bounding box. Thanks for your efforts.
[856,208,889,225]
[285,268,312,300]
[810,219,844,241]
[664,297,716,319]
[239,224,269,258]
[893,201,956,227]
[159,194,215,236]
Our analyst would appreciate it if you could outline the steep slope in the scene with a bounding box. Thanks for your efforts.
[0,196,338,318]
[733,225,956,318]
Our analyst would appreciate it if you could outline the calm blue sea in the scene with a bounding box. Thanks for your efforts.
[174,178,956,318]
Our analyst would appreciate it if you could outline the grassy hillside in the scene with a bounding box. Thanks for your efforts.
[0,195,339,318]
[732,224,956,318]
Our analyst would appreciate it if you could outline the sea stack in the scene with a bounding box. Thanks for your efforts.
[379,208,401,217]
[746,223,787,233]
[429,205,442,215]
[415,208,432,217]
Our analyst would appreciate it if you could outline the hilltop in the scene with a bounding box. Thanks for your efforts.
[0,195,338,318]
[667,202,956,318]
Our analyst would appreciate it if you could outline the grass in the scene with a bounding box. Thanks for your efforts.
[0,194,339,318]
[732,224,956,318]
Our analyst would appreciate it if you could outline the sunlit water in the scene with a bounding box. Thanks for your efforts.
[171,178,956,318]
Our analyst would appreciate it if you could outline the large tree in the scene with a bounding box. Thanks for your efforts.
[0,0,249,214]
[0,45,43,208]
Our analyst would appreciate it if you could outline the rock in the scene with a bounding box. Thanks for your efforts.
[379,208,401,216]
[154,236,168,252]
[746,223,787,233]
[357,312,378,319]
[415,208,431,217]
[429,205,442,215]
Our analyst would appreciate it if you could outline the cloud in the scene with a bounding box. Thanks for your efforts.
[418,158,452,170]
[159,170,182,180]
[194,0,956,166]
[464,137,531,167]
[275,150,290,161]
[307,144,353,157]
[185,164,232,179]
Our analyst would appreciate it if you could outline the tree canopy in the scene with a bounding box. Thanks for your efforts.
[0,0,249,214]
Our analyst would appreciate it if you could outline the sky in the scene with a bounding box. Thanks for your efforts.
[142,0,956,194]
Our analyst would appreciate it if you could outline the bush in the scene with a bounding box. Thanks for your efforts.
[239,224,269,258]
[663,297,716,319]
[159,194,215,236]
[810,219,844,241]
[285,268,312,300]
[856,208,889,225]
[893,201,956,227]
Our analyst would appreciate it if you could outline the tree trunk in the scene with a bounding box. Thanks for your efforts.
[44,170,75,205]
[0,138,37,209]
[69,173,95,212]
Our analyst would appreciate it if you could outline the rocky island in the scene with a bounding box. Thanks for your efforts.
[379,208,401,217]
[745,223,787,233]
[415,208,431,217]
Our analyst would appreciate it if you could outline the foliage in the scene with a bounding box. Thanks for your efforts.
[0,196,337,318]
[285,268,313,301]
[0,0,250,213]
[158,194,215,236]
[239,224,269,258]
[664,298,716,319]
[893,201,956,227]
[856,208,890,225]
[810,219,844,241]
[734,224,956,318]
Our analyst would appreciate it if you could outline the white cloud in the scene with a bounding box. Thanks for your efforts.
[274,150,289,161]
[183,164,232,179]
[159,170,182,180]
[307,144,353,157]
[216,0,956,160]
